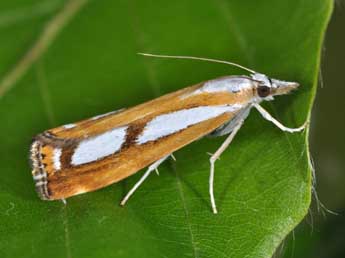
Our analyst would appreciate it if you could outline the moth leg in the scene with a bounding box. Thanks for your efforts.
[170,153,176,161]
[209,105,251,137]
[120,155,170,206]
[253,103,307,133]
[209,121,244,214]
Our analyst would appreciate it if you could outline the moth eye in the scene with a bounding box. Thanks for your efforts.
[257,86,271,98]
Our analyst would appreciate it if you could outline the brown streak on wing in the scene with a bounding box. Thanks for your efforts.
[122,122,146,149]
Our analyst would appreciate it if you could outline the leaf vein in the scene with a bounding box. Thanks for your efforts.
[174,167,199,258]
[0,0,89,99]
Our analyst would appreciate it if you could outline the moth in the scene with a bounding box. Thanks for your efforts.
[30,53,306,214]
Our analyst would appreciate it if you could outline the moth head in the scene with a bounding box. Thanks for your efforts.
[251,73,299,101]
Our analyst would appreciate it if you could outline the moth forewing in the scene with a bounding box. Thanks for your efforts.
[30,75,257,201]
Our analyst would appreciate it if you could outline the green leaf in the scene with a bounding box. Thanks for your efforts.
[0,0,332,257]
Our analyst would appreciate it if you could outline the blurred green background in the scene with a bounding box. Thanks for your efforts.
[282,4,345,258]
[0,1,342,257]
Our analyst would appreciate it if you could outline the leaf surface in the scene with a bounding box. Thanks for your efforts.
[0,0,332,257]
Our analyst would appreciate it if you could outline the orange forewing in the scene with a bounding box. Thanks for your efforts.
[31,76,254,200]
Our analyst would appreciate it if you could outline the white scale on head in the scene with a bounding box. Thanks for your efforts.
[137,104,243,144]
[192,77,254,96]
[71,126,128,166]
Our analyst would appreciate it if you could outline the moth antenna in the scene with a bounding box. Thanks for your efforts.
[138,52,257,74]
